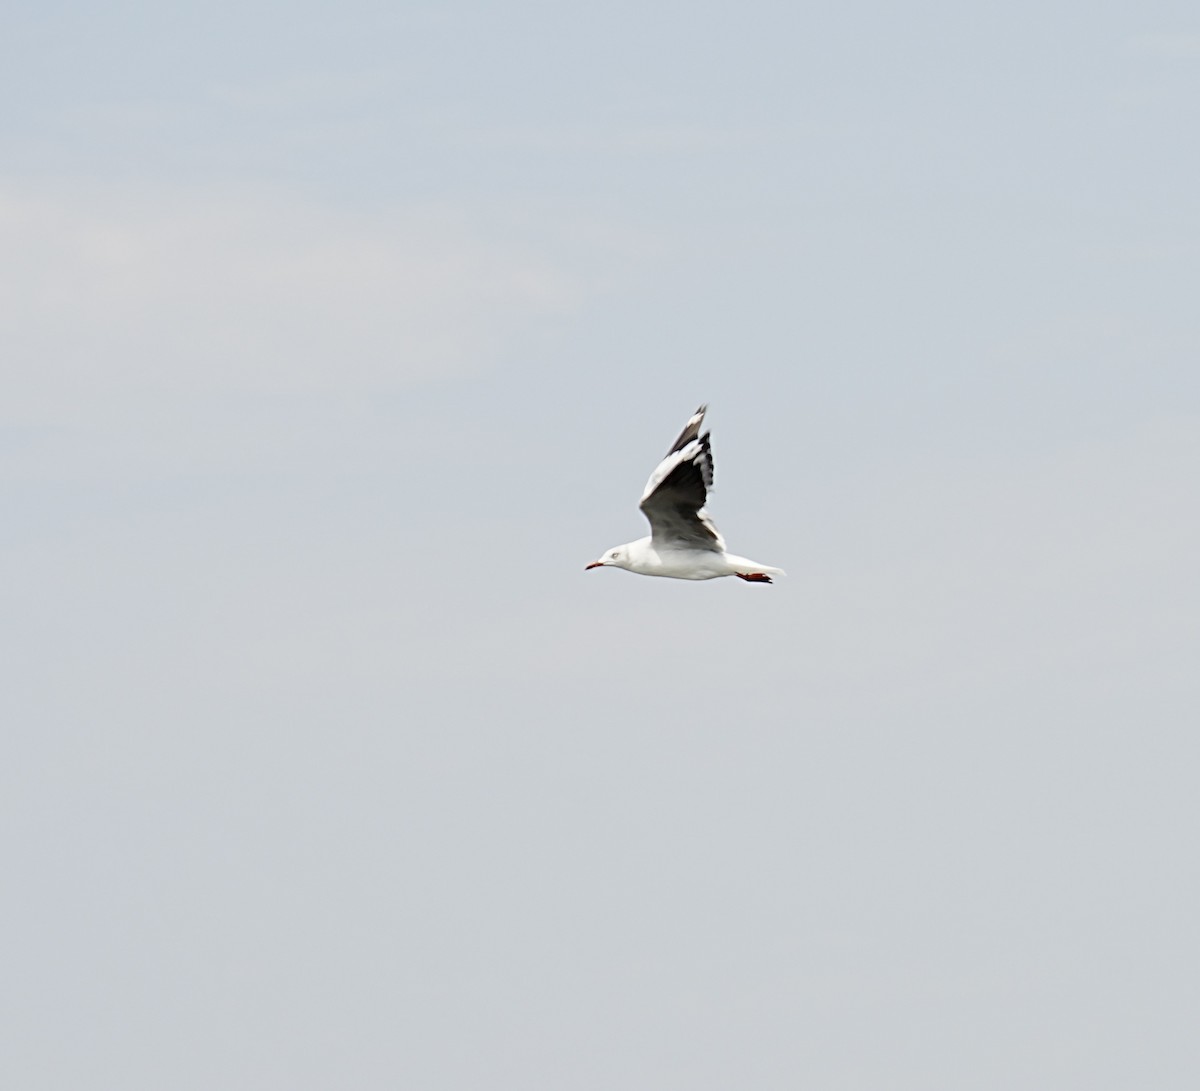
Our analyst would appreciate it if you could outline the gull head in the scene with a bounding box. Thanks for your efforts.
[585,545,629,571]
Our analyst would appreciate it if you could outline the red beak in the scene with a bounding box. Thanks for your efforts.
[585,561,604,570]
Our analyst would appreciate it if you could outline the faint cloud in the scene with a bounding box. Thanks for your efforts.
[1128,32,1200,58]
[207,71,392,111]
[465,122,783,155]
[0,184,582,423]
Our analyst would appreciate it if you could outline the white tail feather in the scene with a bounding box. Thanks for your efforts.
[726,555,785,578]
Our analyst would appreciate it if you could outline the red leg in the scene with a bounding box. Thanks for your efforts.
[735,572,773,583]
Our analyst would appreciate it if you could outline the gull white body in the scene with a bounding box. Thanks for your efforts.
[586,405,784,584]
[602,538,783,581]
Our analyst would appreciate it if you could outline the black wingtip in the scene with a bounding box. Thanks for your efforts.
[666,405,711,456]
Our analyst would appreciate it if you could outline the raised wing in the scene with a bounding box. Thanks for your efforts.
[638,405,725,552]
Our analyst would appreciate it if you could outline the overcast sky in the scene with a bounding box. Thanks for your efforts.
[4,2,1199,1088]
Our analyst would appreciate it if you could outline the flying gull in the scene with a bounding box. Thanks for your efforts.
[585,405,784,583]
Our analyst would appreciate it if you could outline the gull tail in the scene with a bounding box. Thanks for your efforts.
[727,556,785,579]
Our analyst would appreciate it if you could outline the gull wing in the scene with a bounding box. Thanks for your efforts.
[638,405,725,552]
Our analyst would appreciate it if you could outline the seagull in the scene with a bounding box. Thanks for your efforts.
[585,405,784,583]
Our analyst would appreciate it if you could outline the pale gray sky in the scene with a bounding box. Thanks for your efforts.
[3,2,1199,1088]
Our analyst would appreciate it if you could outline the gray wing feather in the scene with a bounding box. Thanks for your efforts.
[638,406,725,552]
